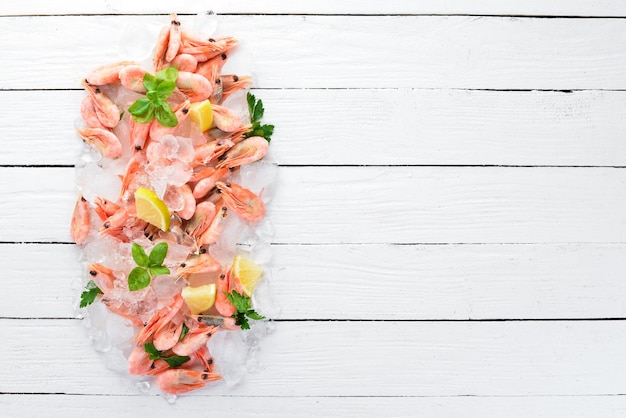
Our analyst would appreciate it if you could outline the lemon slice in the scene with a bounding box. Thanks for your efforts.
[232,255,263,296]
[188,100,214,132]
[181,284,216,315]
[134,187,170,231]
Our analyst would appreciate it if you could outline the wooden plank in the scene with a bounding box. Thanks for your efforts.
[2,16,626,90]
[6,89,626,167]
[1,319,626,396]
[1,166,626,244]
[4,243,626,320]
[3,0,626,17]
[2,394,626,418]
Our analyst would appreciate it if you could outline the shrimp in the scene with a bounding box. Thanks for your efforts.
[87,263,116,294]
[176,253,222,278]
[119,65,149,93]
[149,100,191,142]
[215,272,236,317]
[211,104,241,132]
[99,206,144,242]
[181,36,238,60]
[93,197,120,221]
[153,24,171,72]
[169,53,197,72]
[166,13,182,62]
[215,182,265,223]
[172,323,216,356]
[192,167,229,199]
[134,295,185,345]
[129,117,151,151]
[193,140,234,167]
[220,74,252,102]
[70,195,90,245]
[76,128,123,159]
[195,53,229,81]
[119,153,145,200]
[184,201,217,240]
[80,96,106,129]
[176,71,212,102]
[216,136,268,169]
[81,79,121,128]
[153,321,184,351]
[85,60,136,86]
[197,205,228,246]
[156,369,221,395]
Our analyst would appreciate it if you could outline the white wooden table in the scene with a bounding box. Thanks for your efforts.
[2,1,626,416]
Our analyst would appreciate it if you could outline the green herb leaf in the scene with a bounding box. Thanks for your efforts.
[225,290,264,330]
[156,66,178,83]
[226,290,250,312]
[179,323,189,342]
[144,342,161,360]
[128,97,152,116]
[131,243,149,267]
[149,266,171,276]
[133,106,156,124]
[149,242,169,266]
[155,103,178,127]
[246,310,265,320]
[247,92,256,117]
[245,93,274,142]
[143,73,158,92]
[163,355,191,368]
[79,280,103,308]
[128,266,151,291]
[155,80,176,100]
[253,99,264,121]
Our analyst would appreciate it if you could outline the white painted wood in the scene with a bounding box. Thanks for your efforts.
[2,319,626,396]
[5,243,626,320]
[3,0,626,17]
[2,166,625,244]
[2,394,626,418]
[6,89,626,167]
[2,16,626,89]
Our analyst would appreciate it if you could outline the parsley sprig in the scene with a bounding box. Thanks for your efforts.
[225,290,265,330]
[144,342,190,368]
[128,67,179,127]
[128,242,170,291]
[80,280,103,308]
[245,92,274,143]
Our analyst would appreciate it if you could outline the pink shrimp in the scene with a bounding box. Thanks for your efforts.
[156,369,221,395]
[215,182,265,223]
[176,71,212,102]
[129,117,151,151]
[128,344,153,375]
[80,96,106,129]
[193,140,234,167]
[81,80,121,128]
[216,136,268,169]
[169,53,197,72]
[70,195,90,245]
[181,36,238,60]
[76,128,122,159]
[197,205,228,246]
[211,104,241,132]
[195,53,229,80]
[172,323,217,356]
[119,153,145,200]
[149,100,191,142]
[192,167,229,199]
[135,295,185,345]
[176,253,222,278]
[153,321,184,351]
[87,263,116,294]
[99,206,144,242]
[85,60,136,86]
[220,74,252,102]
[166,13,182,62]
[215,272,237,317]
[93,197,120,221]
[184,201,217,240]
[153,24,170,72]
[119,65,149,93]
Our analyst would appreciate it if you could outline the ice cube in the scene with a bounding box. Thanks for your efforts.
[192,10,218,35]
[208,330,247,387]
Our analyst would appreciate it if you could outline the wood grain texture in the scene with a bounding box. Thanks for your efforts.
[4,243,626,320]
[3,0,626,17]
[2,16,626,90]
[5,89,626,167]
[1,319,625,396]
[3,166,623,244]
[2,394,626,418]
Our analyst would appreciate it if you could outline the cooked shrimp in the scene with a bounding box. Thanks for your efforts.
[211,104,241,132]
[85,60,136,86]
[176,71,212,102]
[220,74,252,102]
[172,323,216,356]
[76,127,122,159]
[197,205,228,246]
[149,100,191,141]
[153,25,170,72]
[177,184,196,220]
[176,253,222,278]
[87,263,116,294]
[216,136,268,169]
[119,65,149,93]
[193,140,234,167]
[129,117,151,151]
[169,53,198,72]
[93,197,120,221]
[216,182,265,223]
[166,13,182,62]
[156,369,221,395]
[192,167,229,199]
[80,96,106,129]
[70,196,90,245]
[184,201,217,240]
[81,79,121,128]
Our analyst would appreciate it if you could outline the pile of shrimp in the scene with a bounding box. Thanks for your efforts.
[69,13,271,395]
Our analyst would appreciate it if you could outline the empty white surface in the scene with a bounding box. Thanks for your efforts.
[0,2,625,417]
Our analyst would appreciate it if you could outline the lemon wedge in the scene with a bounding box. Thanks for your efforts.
[181,284,216,315]
[232,255,263,297]
[134,187,170,231]
[188,100,214,132]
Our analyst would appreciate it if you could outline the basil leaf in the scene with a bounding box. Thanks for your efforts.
[143,73,158,92]
[149,266,170,276]
[148,242,169,266]
[155,81,176,100]
[133,106,155,124]
[128,97,152,116]
[146,90,160,101]
[131,243,149,267]
[128,267,151,291]
[156,66,178,83]
[155,103,178,127]
[163,355,190,368]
